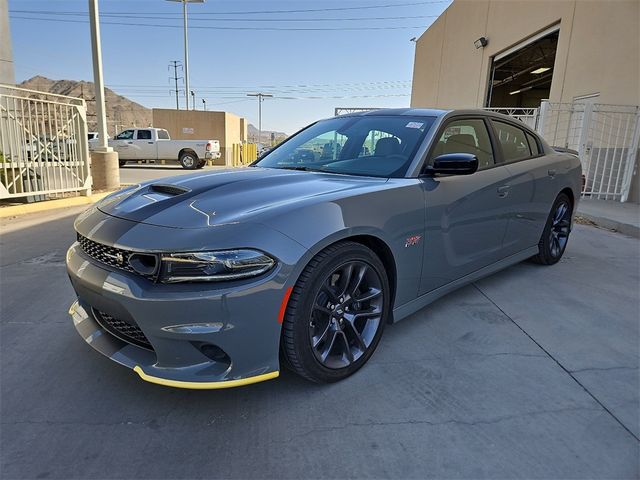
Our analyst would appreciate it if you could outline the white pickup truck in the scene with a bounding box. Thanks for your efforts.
[109,128,221,169]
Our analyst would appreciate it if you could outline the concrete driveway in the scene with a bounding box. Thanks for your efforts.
[1,207,638,479]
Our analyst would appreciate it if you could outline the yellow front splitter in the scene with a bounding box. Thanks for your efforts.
[133,366,279,390]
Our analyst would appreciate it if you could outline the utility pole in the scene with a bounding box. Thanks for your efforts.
[190,90,195,110]
[165,0,204,110]
[88,0,119,190]
[202,98,206,111]
[168,60,183,110]
[246,93,273,147]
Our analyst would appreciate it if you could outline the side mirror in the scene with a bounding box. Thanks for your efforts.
[424,153,479,176]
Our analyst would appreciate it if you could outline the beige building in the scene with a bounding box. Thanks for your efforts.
[411,0,640,203]
[152,109,248,166]
[411,0,639,109]
[0,0,15,85]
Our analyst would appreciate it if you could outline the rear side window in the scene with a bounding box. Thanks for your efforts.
[157,130,170,140]
[526,132,540,156]
[432,119,495,169]
[491,121,532,162]
[136,130,152,140]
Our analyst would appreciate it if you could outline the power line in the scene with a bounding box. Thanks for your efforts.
[10,1,450,16]
[9,16,433,31]
[11,12,441,22]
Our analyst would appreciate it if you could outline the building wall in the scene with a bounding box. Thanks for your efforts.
[151,109,247,165]
[0,0,15,85]
[411,0,640,108]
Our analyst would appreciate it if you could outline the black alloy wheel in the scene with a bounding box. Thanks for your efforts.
[281,241,390,383]
[532,192,573,265]
[309,260,384,369]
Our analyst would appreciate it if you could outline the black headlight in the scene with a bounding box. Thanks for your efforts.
[159,249,275,283]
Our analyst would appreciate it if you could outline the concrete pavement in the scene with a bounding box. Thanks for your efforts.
[0,209,638,479]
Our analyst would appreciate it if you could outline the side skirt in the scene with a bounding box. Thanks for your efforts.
[392,246,539,323]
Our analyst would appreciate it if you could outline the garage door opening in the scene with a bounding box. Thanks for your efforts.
[486,29,559,108]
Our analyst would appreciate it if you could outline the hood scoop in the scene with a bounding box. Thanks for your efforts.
[149,183,191,196]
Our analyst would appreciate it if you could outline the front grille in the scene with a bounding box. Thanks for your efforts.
[77,234,135,274]
[93,309,153,350]
[77,234,158,280]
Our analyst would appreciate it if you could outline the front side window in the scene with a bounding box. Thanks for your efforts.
[255,115,435,177]
[431,119,495,169]
[115,130,134,140]
[136,130,152,140]
[491,120,532,162]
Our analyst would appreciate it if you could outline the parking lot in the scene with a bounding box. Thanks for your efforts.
[1,192,638,479]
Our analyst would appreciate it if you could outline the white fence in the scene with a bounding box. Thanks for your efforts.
[537,102,639,202]
[0,84,91,201]
[487,102,639,202]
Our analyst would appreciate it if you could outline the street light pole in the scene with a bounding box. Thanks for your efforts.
[246,93,273,146]
[166,0,204,110]
[88,0,119,190]
[89,0,109,152]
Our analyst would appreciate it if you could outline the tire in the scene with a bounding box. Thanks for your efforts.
[119,160,127,167]
[531,193,573,265]
[281,241,390,383]
[196,159,206,169]
[179,151,199,170]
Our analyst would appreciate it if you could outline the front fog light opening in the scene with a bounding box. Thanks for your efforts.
[192,342,232,370]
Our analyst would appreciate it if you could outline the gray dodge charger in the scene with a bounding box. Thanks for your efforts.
[67,109,582,388]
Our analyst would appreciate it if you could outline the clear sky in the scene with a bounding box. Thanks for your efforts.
[8,0,451,134]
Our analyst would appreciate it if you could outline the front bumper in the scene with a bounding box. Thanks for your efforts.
[66,242,287,388]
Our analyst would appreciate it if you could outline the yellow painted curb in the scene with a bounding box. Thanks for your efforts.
[0,191,114,218]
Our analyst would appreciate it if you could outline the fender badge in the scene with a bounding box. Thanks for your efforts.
[405,235,422,247]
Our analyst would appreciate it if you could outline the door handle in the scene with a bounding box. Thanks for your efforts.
[127,141,133,144]
[148,142,154,144]
[548,169,557,178]
[497,185,511,197]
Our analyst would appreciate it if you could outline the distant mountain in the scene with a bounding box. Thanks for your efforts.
[18,76,289,143]
[19,76,152,134]
[247,123,288,145]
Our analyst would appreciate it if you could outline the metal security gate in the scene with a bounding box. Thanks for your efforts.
[537,101,640,202]
[0,84,91,200]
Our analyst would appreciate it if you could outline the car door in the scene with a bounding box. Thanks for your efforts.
[489,119,553,256]
[418,117,513,295]
[111,129,135,159]
[132,129,157,160]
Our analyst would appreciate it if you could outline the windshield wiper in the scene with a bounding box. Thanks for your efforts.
[278,165,319,172]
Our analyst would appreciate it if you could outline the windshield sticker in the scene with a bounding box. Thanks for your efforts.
[406,122,424,129]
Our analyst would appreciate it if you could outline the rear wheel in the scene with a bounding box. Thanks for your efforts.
[179,151,198,170]
[531,193,573,265]
[196,159,206,169]
[119,160,127,167]
[281,241,390,383]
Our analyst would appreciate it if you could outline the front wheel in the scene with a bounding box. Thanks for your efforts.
[281,241,390,383]
[531,193,573,265]
[179,152,199,170]
[119,160,127,167]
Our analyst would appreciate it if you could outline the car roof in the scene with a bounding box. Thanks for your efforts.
[336,108,530,121]
[337,108,450,118]
[334,108,539,134]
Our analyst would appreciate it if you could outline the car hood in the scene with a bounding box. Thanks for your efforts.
[97,167,387,228]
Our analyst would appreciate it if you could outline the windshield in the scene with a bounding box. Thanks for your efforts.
[254,115,435,177]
